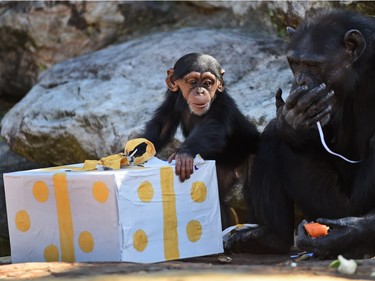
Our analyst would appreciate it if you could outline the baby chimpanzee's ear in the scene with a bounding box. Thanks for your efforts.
[217,68,225,92]
[165,68,179,92]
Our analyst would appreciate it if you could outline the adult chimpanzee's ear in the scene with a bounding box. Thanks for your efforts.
[286,27,295,36]
[165,68,179,92]
[217,68,225,92]
[344,29,366,63]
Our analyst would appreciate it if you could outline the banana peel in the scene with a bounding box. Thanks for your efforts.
[125,138,156,165]
[82,138,155,171]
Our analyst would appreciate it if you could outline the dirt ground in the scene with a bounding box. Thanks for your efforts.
[1,253,375,281]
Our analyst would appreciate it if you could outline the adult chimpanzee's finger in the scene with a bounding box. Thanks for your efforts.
[317,218,346,228]
[297,219,309,235]
[317,112,331,127]
[307,105,332,127]
[275,88,285,109]
[285,85,308,110]
[296,220,315,251]
[297,83,327,110]
[305,90,334,126]
[317,217,361,228]
[305,90,334,119]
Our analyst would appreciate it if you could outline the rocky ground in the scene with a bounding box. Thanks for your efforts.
[1,253,375,280]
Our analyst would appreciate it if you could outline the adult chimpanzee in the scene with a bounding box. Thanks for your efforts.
[224,9,375,258]
[138,53,259,228]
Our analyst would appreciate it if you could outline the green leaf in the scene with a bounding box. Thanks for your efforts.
[329,259,340,268]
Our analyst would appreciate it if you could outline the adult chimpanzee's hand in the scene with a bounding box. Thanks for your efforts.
[296,217,366,258]
[168,152,194,182]
[276,84,334,131]
[224,225,291,254]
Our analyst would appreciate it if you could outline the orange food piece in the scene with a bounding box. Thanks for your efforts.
[304,222,329,237]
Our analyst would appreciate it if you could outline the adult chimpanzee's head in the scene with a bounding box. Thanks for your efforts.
[286,9,373,99]
[165,53,225,116]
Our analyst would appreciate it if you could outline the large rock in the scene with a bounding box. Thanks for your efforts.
[1,28,291,165]
[0,1,268,101]
[1,0,354,102]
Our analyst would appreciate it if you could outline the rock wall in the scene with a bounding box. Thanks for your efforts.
[0,0,347,102]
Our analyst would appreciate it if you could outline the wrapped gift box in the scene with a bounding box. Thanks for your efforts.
[4,158,223,263]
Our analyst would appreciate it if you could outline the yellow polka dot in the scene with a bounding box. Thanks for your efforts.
[78,231,94,253]
[33,181,49,203]
[137,181,154,202]
[133,229,148,252]
[92,181,109,203]
[15,210,30,232]
[186,220,202,242]
[44,244,59,262]
[191,182,207,203]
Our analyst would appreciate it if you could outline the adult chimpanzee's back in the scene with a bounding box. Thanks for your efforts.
[225,9,375,258]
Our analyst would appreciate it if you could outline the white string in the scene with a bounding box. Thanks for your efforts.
[316,121,361,164]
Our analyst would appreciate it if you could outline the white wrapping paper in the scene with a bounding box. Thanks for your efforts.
[4,157,223,263]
